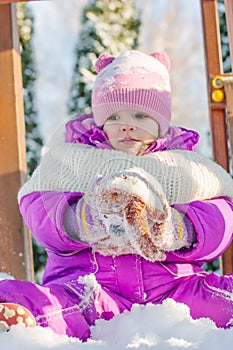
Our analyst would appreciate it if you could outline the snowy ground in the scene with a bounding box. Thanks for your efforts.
[1,299,232,350]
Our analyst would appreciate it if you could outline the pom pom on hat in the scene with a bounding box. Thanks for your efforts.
[95,52,115,73]
[92,50,172,135]
[150,52,170,71]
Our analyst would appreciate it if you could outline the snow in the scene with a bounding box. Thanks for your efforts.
[0,298,232,349]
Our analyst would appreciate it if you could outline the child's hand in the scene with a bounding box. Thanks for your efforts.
[93,168,192,261]
[75,190,137,257]
[93,168,172,261]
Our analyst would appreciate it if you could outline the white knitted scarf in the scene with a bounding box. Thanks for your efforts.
[18,142,233,203]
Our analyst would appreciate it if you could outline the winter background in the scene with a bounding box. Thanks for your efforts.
[1,0,232,349]
[30,0,211,156]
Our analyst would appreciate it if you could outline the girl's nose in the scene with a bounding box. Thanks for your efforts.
[120,124,136,132]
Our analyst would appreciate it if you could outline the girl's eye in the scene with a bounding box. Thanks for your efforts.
[135,113,147,119]
[107,115,120,121]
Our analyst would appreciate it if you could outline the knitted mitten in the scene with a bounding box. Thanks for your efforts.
[94,168,192,261]
[73,194,136,256]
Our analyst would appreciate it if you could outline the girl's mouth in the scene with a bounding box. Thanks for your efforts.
[120,137,139,145]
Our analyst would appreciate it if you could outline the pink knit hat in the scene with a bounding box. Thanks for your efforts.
[92,50,171,135]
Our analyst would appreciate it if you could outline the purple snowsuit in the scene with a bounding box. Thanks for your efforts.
[0,114,232,340]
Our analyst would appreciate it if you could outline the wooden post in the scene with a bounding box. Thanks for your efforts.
[0,3,34,280]
[200,0,229,169]
[200,0,233,274]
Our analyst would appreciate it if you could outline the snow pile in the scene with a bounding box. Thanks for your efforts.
[1,299,232,350]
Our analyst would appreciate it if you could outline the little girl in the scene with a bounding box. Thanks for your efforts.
[0,50,233,339]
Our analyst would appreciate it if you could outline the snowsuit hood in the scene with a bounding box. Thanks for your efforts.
[65,113,200,152]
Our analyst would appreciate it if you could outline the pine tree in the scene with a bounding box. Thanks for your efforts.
[17,3,46,276]
[67,0,141,116]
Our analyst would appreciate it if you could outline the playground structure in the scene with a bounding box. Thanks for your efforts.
[0,0,232,280]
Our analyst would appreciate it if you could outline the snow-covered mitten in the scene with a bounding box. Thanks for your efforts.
[94,168,192,261]
[69,194,136,256]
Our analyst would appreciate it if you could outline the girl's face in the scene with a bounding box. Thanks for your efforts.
[103,110,159,155]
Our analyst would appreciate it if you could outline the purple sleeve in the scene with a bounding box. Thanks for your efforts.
[19,191,90,253]
[171,197,233,262]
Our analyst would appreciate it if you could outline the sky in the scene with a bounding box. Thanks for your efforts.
[1,298,233,349]
[28,0,211,155]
